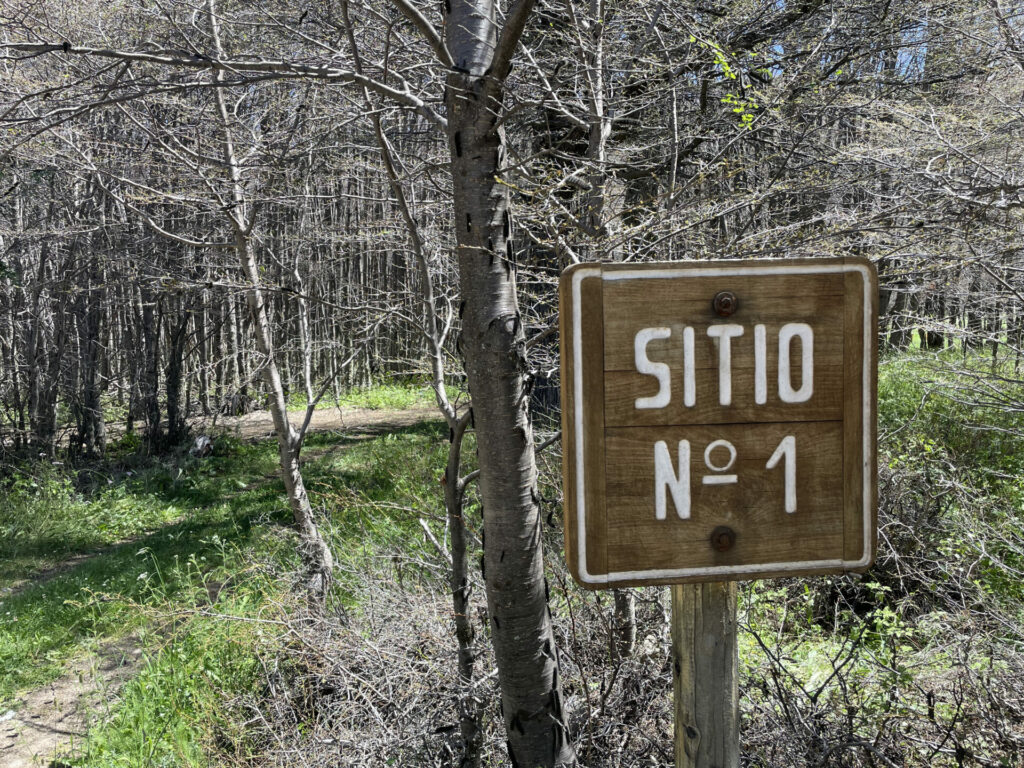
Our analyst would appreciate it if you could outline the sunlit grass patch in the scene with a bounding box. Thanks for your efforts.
[0,436,292,703]
[286,380,449,412]
[0,412,454,765]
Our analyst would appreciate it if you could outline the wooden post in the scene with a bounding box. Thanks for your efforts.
[671,582,739,768]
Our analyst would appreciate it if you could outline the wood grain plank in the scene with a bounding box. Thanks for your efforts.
[842,269,864,563]
[560,258,878,587]
[604,363,844,427]
[560,266,608,585]
[559,269,579,579]
[603,422,845,573]
[603,274,846,371]
[866,262,879,567]
[673,583,739,768]
[605,320,844,373]
[841,258,878,567]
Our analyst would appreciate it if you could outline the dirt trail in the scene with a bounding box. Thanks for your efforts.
[0,639,141,768]
[1,406,440,603]
[1,405,440,766]
[194,404,438,441]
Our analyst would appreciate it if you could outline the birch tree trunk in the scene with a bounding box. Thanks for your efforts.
[208,0,333,600]
[445,1,575,764]
[77,248,106,458]
[137,283,163,451]
[165,301,190,446]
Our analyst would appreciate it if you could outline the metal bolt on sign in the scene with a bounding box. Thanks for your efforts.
[712,290,738,317]
[710,526,736,552]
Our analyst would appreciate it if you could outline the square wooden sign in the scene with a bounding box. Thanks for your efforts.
[559,258,878,588]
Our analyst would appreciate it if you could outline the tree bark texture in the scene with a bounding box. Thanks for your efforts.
[445,2,574,763]
[209,0,333,601]
[446,411,482,767]
[165,300,191,447]
[138,283,163,451]
[612,589,637,660]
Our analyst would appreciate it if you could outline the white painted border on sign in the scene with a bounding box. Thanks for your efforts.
[571,263,874,584]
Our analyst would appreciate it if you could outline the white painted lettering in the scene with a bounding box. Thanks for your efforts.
[707,324,744,406]
[682,326,696,408]
[778,323,813,403]
[766,435,797,513]
[634,322,815,409]
[754,324,767,405]
[654,440,691,520]
[702,439,738,485]
[634,327,672,409]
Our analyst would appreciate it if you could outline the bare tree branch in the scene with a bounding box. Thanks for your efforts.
[3,43,448,129]
[386,0,454,68]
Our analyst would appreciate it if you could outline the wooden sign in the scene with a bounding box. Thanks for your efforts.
[559,258,877,587]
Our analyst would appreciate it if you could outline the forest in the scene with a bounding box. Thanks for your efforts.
[1,0,1023,765]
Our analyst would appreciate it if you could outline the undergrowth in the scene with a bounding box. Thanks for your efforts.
[285,380,453,412]
[3,358,1022,766]
[736,349,1024,766]
[0,413,451,766]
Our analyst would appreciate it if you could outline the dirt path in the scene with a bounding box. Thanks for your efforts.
[0,638,142,768]
[1,405,441,766]
[193,404,439,442]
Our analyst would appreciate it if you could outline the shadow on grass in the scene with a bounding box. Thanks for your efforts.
[0,440,282,573]
[0,419,446,701]
[0,501,293,701]
[301,420,447,495]
[0,439,298,701]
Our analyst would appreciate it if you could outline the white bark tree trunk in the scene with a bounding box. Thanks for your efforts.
[209,0,333,600]
[445,1,575,763]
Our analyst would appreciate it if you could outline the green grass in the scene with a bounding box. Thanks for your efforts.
[303,421,465,602]
[76,584,280,766]
[0,406,449,765]
[878,349,1024,479]
[286,380,447,412]
[738,349,1024,763]
[878,351,1024,608]
[7,362,1021,766]
[0,437,292,701]
[0,465,185,590]
[96,380,451,426]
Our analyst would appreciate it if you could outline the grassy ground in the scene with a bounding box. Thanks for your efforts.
[736,348,1024,763]
[285,381,453,412]
[97,381,449,428]
[0,438,285,699]
[3,357,1022,766]
[0,416,453,765]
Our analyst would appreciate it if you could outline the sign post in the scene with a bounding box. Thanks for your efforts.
[559,258,878,766]
[672,582,739,767]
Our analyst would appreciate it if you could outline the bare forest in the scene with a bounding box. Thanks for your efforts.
[1,0,1023,766]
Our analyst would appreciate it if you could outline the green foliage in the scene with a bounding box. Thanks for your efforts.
[878,352,1024,606]
[0,438,280,686]
[68,422,452,763]
[286,381,443,412]
[106,430,143,455]
[8,355,1020,765]
[0,465,181,588]
[879,352,1024,476]
[720,91,759,128]
[0,412,451,764]
[2,526,229,701]
[76,584,279,767]
[304,422,465,601]
[687,35,761,128]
